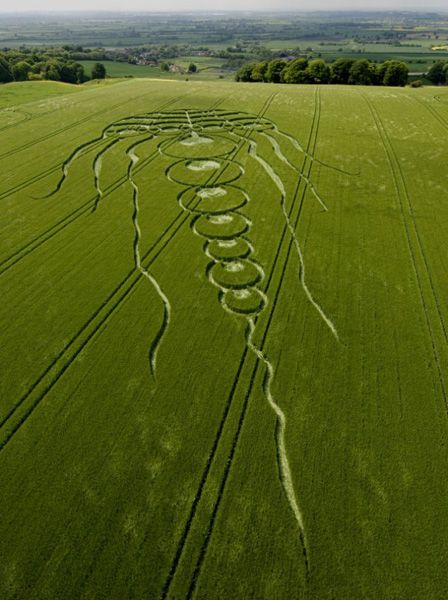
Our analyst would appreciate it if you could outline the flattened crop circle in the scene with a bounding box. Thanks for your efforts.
[222,287,266,315]
[193,212,249,239]
[179,185,248,215]
[209,259,263,290]
[167,158,243,187]
[206,237,252,261]
[159,133,237,159]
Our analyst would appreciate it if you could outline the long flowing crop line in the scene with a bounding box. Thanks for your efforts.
[92,138,120,212]
[0,84,193,162]
[0,94,190,203]
[0,96,197,277]
[261,131,328,211]
[37,135,107,199]
[0,137,166,279]
[246,317,310,569]
[180,94,322,600]
[248,137,339,341]
[270,123,359,177]
[127,143,171,379]
[184,94,322,598]
[0,194,193,451]
[160,93,281,600]
[174,115,315,563]
[0,99,232,451]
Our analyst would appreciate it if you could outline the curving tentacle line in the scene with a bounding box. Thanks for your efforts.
[29,108,347,578]
[92,133,155,213]
[248,137,339,341]
[261,131,328,212]
[91,138,121,212]
[127,142,171,380]
[38,134,107,199]
[271,125,360,177]
[246,317,310,572]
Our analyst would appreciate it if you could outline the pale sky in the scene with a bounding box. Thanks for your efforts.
[0,1,446,12]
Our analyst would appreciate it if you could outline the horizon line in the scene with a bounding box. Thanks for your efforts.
[0,8,448,14]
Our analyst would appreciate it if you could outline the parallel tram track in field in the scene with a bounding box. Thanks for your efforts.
[185,88,322,595]
[160,88,322,599]
[410,94,448,134]
[0,96,230,451]
[362,92,448,414]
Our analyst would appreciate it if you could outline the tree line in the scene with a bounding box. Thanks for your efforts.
[0,49,106,84]
[426,60,448,85]
[236,57,410,86]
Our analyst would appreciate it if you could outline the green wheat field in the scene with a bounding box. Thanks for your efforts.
[1,78,448,599]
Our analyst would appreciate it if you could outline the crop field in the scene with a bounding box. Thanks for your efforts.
[266,38,448,72]
[1,78,448,599]
[79,59,228,81]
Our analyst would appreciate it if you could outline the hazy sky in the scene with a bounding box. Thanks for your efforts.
[0,0,446,12]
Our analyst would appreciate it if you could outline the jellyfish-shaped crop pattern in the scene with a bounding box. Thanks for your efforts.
[45,107,355,571]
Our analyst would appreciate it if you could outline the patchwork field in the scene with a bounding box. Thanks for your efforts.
[1,78,448,599]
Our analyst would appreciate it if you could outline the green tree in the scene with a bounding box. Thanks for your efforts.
[348,59,375,85]
[160,62,169,72]
[235,63,257,82]
[427,60,446,85]
[306,59,330,84]
[41,60,62,81]
[265,59,287,83]
[60,61,85,84]
[12,60,31,82]
[330,58,355,84]
[444,63,448,84]
[282,58,309,84]
[382,60,409,87]
[251,61,268,82]
[0,53,13,83]
[187,63,197,73]
[91,62,106,79]
[375,61,388,85]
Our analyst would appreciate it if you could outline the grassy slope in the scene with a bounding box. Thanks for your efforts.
[0,80,84,109]
[1,79,448,599]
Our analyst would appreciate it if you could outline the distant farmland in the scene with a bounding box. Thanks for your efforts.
[1,78,448,599]
[79,59,228,81]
